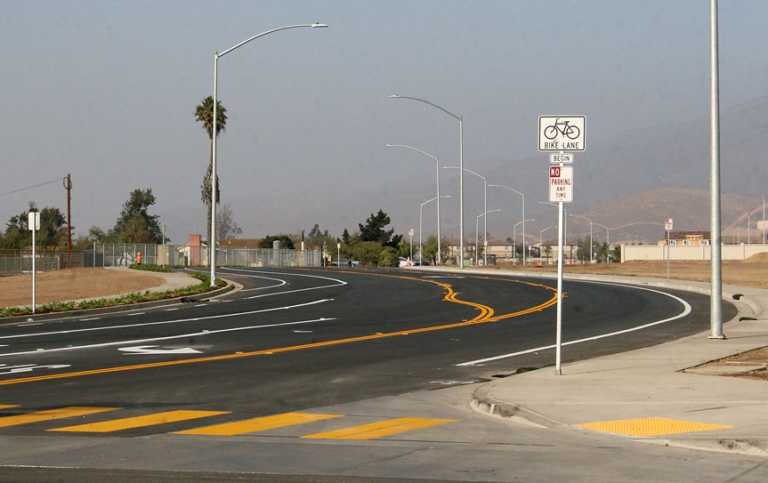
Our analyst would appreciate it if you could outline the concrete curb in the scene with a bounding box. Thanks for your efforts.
[470,384,563,429]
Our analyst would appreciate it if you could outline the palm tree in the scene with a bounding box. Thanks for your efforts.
[195,96,228,243]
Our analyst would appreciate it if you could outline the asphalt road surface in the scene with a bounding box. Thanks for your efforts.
[0,267,758,483]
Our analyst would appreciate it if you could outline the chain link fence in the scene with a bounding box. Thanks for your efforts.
[163,246,321,268]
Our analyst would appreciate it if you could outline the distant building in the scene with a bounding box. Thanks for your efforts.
[658,231,710,247]
[221,238,263,249]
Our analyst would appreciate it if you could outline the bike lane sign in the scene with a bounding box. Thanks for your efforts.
[539,115,585,152]
[548,165,573,203]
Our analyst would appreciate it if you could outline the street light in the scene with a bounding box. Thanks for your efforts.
[513,218,535,265]
[540,225,555,264]
[337,241,341,268]
[386,144,443,264]
[475,209,501,265]
[444,166,487,266]
[489,184,527,265]
[709,0,724,339]
[592,222,610,263]
[389,95,464,268]
[419,195,452,266]
[208,22,328,287]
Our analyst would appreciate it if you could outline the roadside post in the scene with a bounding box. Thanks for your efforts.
[337,242,341,268]
[665,218,674,279]
[540,115,583,375]
[408,228,414,263]
[28,211,40,314]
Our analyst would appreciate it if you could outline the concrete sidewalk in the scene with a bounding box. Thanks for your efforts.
[412,266,768,456]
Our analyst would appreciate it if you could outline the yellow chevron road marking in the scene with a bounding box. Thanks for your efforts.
[302,417,455,440]
[0,407,116,429]
[50,410,228,433]
[175,412,341,436]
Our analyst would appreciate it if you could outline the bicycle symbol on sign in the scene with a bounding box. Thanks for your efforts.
[543,118,581,140]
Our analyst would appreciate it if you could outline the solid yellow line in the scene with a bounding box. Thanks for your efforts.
[49,409,228,433]
[0,273,555,386]
[175,412,341,436]
[0,404,19,410]
[0,406,117,428]
[302,417,455,440]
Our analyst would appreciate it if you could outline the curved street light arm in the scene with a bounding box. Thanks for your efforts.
[388,95,462,121]
[385,144,439,164]
[219,23,327,58]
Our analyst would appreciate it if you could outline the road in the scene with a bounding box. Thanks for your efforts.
[0,267,762,482]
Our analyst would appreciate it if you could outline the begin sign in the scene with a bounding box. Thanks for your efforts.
[548,165,573,203]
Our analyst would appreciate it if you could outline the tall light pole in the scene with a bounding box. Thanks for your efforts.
[593,222,610,263]
[489,184,527,265]
[386,144,443,264]
[540,225,554,264]
[389,95,464,268]
[209,22,328,287]
[709,0,724,339]
[444,166,487,266]
[419,195,451,266]
[513,219,535,264]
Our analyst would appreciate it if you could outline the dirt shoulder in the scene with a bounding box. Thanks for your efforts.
[496,260,768,289]
[0,268,166,307]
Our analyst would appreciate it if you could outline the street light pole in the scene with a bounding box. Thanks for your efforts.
[709,0,724,339]
[475,209,501,266]
[389,95,463,268]
[386,144,442,264]
[489,184,527,266]
[419,195,450,266]
[209,22,328,287]
[513,219,535,265]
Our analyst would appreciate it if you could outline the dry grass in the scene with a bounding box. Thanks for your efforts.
[496,260,768,289]
[0,268,165,308]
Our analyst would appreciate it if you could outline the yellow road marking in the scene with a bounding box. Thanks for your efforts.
[578,417,733,437]
[302,417,455,440]
[0,404,19,410]
[50,409,228,433]
[0,407,116,428]
[0,272,556,386]
[175,412,340,436]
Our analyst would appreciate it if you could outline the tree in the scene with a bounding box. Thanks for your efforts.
[1,204,66,249]
[348,241,383,266]
[112,188,163,243]
[358,209,402,247]
[259,235,295,249]
[195,96,228,243]
[422,235,447,265]
[378,246,399,267]
[216,203,242,241]
[342,228,351,244]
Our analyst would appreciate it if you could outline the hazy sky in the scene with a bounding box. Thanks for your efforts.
[1,1,767,242]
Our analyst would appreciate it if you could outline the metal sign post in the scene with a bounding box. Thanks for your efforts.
[28,211,40,314]
[665,218,674,279]
[541,114,583,375]
[548,161,573,375]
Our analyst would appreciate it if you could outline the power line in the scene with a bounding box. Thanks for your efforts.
[0,178,62,199]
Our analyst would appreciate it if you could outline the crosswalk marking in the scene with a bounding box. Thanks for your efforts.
[0,404,19,410]
[302,417,455,440]
[175,412,341,436]
[0,407,116,429]
[50,410,228,433]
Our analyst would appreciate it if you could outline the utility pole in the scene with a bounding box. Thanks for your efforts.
[63,174,73,256]
[709,0,725,339]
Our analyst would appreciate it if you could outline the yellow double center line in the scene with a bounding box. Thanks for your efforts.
[0,272,556,386]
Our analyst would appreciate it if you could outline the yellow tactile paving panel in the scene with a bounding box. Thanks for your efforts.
[578,417,732,437]
[0,407,117,429]
[175,412,341,436]
[302,417,455,440]
[50,410,229,433]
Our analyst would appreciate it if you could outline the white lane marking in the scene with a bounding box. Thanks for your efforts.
[0,318,333,357]
[0,299,334,341]
[80,317,101,321]
[219,268,348,299]
[119,345,202,355]
[456,282,693,367]
[164,308,179,312]
[128,312,145,317]
[292,330,313,334]
[194,304,207,308]
[225,273,289,292]
[0,363,71,375]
